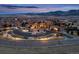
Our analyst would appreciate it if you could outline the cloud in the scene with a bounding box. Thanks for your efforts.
[0,4,79,14]
[0,4,38,9]
[0,7,63,13]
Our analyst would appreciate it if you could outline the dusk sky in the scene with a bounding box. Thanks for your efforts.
[0,4,79,14]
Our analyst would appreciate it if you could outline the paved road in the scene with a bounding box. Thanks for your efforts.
[0,29,79,48]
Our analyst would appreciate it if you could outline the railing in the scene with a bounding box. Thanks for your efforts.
[0,38,79,48]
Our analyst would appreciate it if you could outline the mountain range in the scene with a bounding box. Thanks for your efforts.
[0,10,79,16]
[24,10,79,16]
